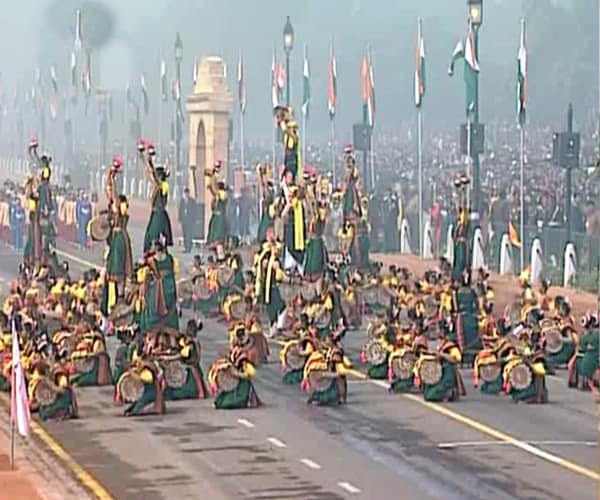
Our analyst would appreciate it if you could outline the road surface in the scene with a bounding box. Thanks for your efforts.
[0,232,597,500]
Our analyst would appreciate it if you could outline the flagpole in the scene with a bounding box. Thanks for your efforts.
[330,118,336,187]
[240,111,245,169]
[467,115,472,207]
[519,122,525,271]
[418,107,424,258]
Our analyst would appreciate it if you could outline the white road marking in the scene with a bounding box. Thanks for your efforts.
[338,481,361,494]
[266,437,287,448]
[351,369,600,482]
[299,458,321,470]
[438,440,597,449]
[237,418,255,429]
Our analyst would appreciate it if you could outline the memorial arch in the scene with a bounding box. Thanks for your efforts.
[187,56,233,237]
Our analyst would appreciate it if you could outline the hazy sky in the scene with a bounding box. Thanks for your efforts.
[0,0,597,143]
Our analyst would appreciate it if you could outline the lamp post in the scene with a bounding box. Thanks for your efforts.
[467,0,483,222]
[283,16,294,106]
[174,32,183,195]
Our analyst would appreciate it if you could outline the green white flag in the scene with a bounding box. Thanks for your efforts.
[448,21,479,115]
[302,44,310,118]
[414,19,425,108]
[517,19,527,127]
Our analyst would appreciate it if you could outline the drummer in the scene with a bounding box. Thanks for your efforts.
[211,345,262,409]
[415,319,466,402]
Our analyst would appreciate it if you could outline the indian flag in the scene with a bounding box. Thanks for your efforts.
[414,19,425,108]
[302,44,310,118]
[237,50,246,114]
[361,48,375,128]
[517,19,527,127]
[328,40,337,119]
[448,20,479,115]
[271,46,280,110]
[508,221,521,248]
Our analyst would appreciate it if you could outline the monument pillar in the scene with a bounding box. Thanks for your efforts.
[186,57,233,238]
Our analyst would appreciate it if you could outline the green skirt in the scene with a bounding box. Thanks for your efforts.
[390,376,414,393]
[164,368,203,401]
[579,351,599,379]
[308,378,343,405]
[304,237,327,280]
[423,363,459,402]
[452,239,467,281]
[107,230,133,280]
[39,388,77,421]
[510,378,548,403]
[367,360,388,380]
[480,376,503,395]
[144,210,173,252]
[283,368,304,385]
[214,379,258,409]
[546,342,575,369]
[257,213,273,243]
[207,213,228,244]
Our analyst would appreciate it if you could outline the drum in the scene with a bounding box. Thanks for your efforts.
[418,356,443,385]
[315,308,331,329]
[73,355,95,374]
[33,378,58,406]
[341,290,357,317]
[508,362,533,390]
[366,320,385,340]
[217,266,235,289]
[479,362,502,383]
[89,214,111,242]
[300,282,318,302]
[193,278,213,301]
[308,369,335,392]
[279,282,297,303]
[118,372,145,403]
[424,296,439,318]
[361,284,380,305]
[543,326,564,355]
[282,340,306,370]
[229,295,246,320]
[364,339,387,366]
[162,359,187,389]
[390,351,416,380]
[110,302,134,326]
[214,364,239,392]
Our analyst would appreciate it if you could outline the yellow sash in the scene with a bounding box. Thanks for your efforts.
[293,199,305,250]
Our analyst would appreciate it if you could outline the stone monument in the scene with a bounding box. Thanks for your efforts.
[186,56,233,238]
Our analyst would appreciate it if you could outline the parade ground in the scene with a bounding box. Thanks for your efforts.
[0,225,597,500]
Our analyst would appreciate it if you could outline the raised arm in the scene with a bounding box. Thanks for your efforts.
[138,141,159,186]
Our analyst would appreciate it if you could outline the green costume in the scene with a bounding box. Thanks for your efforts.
[304,218,328,281]
[342,175,361,220]
[72,352,113,387]
[24,201,42,267]
[451,211,469,282]
[455,285,481,352]
[106,213,133,281]
[573,329,599,383]
[140,253,179,333]
[143,182,173,253]
[349,221,370,271]
[257,251,285,326]
[422,341,466,402]
[257,200,275,243]
[164,340,207,401]
[207,192,229,245]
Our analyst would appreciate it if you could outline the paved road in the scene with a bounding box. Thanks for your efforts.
[0,235,597,500]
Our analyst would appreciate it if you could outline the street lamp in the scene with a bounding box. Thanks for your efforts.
[174,32,183,195]
[466,0,483,222]
[283,16,294,105]
[467,0,483,26]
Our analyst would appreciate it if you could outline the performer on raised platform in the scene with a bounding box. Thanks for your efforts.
[138,141,173,253]
[205,160,229,248]
[102,156,133,315]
